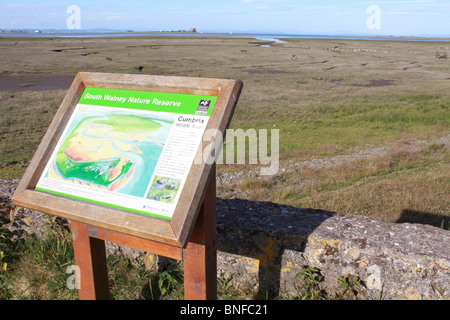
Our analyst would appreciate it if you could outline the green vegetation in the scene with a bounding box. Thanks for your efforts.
[337,275,363,300]
[56,157,132,187]
[0,221,254,300]
[0,224,77,299]
[230,94,449,159]
[294,267,327,300]
[0,90,62,179]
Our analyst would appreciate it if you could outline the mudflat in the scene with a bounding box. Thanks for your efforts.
[0,36,448,227]
[0,74,74,91]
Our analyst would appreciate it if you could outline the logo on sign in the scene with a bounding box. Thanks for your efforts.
[195,99,212,115]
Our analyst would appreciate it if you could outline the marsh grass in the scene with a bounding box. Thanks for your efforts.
[0,90,63,178]
[231,93,449,158]
[0,229,77,299]
[233,142,448,228]
[0,38,448,226]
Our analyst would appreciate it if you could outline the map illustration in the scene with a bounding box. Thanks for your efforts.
[46,106,174,198]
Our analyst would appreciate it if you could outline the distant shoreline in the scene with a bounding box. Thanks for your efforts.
[1,31,449,42]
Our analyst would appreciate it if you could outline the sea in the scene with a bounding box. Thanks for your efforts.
[1,31,449,42]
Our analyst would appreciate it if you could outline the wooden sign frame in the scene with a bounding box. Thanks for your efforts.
[11,72,242,248]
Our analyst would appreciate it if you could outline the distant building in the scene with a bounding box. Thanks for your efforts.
[162,28,197,33]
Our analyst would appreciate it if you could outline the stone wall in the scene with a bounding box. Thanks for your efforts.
[1,179,448,300]
[216,198,449,300]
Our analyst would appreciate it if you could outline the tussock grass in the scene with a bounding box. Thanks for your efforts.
[233,142,449,228]
[0,90,64,178]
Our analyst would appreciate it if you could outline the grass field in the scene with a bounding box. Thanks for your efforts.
[1,36,448,226]
[0,36,448,299]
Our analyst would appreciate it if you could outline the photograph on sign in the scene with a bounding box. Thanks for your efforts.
[35,87,216,220]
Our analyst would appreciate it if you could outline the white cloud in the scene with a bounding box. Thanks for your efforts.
[5,4,25,9]
[100,11,127,21]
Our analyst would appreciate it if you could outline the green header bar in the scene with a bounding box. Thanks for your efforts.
[79,87,216,116]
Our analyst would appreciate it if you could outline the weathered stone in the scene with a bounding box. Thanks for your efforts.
[216,198,449,300]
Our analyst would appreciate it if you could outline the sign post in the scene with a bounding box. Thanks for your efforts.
[12,72,242,300]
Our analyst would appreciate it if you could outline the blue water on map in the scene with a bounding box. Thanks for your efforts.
[117,120,173,198]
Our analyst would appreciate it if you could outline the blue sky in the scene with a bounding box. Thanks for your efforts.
[1,0,449,36]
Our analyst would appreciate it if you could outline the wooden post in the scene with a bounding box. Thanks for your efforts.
[183,166,217,300]
[71,221,110,300]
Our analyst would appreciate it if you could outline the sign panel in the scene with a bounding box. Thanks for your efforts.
[36,87,216,220]
[11,72,242,246]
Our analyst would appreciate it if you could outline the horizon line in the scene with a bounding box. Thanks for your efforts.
[1,28,450,39]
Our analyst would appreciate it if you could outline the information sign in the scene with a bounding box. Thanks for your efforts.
[36,87,216,220]
[12,72,242,247]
